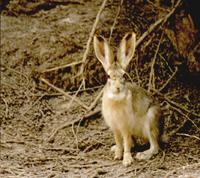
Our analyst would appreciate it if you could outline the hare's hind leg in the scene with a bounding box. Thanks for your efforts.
[111,130,123,160]
[136,130,159,160]
[136,106,160,160]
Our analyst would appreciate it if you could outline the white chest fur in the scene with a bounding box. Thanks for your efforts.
[102,90,135,132]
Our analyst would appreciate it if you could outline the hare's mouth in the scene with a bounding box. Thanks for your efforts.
[107,90,126,101]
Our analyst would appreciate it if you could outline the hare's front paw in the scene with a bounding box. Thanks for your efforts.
[123,152,133,166]
[111,145,123,160]
[136,149,158,160]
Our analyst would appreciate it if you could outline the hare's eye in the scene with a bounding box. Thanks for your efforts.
[107,75,111,79]
[120,78,125,84]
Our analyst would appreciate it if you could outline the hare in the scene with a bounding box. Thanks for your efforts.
[93,32,162,166]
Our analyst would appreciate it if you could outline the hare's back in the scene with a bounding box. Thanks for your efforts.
[127,83,156,116]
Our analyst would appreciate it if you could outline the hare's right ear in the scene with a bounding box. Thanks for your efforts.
[117,32,136,70]
[93,35,113,72]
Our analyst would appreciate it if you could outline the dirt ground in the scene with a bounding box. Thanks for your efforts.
[1,0,200,177]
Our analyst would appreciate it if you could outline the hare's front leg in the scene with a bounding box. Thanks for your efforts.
[122,133,133,166]
[111,130,123,160]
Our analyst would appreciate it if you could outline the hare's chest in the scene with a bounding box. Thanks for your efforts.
[102,96,135,131]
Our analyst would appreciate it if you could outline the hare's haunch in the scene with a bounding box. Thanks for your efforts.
[94,32,162,166]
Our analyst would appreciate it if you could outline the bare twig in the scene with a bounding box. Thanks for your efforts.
[80,0,108,87]
[1,81,18,90]
[88,89,103,110]
[136,0,181,48]
[153,89,200,134]
[167,118,188,138]
[164,162,200,178]
[148,32,163,92]
[159,66,178,92]
[68,85,103,94]
[20,94,45,116]
[48,108,101,143]
[64,161,118,169]
[135,55,141,85]
[164,94,200,119]
[159,54,173,73]
[40,77,89,110]
[2,65,30,86]
[2,97,9,118]
[41,146,77,152]
[168,104,200,132]
[154,89,200,119]
[176,133,200,141]
[41,61,82,73]
[125,71,135,84]
[118,161,152,177]
[109,0,123,42]
[67,80,84,110]
[71,122,79,150]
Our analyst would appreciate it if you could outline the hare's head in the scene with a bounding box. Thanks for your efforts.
[93,32,136,100]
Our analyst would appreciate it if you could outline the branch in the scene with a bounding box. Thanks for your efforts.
[41,61,82,73]
[136,0,182,48]
[109,0,123,42]
[153,89,200,122]
[148,32,164,92]
[80,0,108,84]
[40,77,89,110]
[158,66,178,92]
[48,108,101,143]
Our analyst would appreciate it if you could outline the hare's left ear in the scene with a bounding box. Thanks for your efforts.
[117,32,136,70]
[93,35,113,73]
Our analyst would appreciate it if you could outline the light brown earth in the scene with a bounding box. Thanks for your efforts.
[1,0,200,177]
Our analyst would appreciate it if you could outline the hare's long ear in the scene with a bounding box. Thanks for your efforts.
[93,35,113,72]
[117,32,136,70]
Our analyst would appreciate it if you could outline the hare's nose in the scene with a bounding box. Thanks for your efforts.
[116,87,120,92]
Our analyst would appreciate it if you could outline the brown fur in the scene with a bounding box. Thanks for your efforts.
[94,32,162,166]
